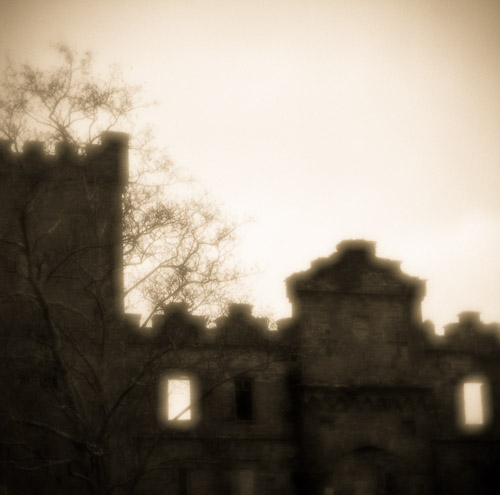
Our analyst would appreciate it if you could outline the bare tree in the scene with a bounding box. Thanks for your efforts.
[0,165,275,493]
[0,44,280,495]
[0,42,246,324]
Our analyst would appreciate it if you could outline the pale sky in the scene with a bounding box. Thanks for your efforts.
[2,0,500,332]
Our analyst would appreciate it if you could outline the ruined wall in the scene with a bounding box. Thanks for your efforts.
[1,131,499,495]
[285,240,500,495]
[424,312,500,495]
[120,303,297,495]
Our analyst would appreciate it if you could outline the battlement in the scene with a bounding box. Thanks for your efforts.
[335,239,377,258]
[0,132,129,187]
[437,312,500,355]
[126,243,500,360]
[128,303,280,348]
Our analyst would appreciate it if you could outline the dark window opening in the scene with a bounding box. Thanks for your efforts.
[234,378,254,421]
[178,469,189,495]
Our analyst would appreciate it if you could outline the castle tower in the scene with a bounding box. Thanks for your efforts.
[0,132,128,336]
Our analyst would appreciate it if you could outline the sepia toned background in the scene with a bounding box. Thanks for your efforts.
[2,0,500,332]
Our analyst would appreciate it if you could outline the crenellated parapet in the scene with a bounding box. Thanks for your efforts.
[214,303,271,346]
[435,311,500,356]
[150,302,207,346]
[0,132,128,188]
[127,303,282,348]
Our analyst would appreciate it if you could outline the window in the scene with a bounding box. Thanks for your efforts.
[178,469,189,495]
[168,378,191,420]
[463,382,484,425]
[458,376,491,432]
[234,378,254,421]
[159,375,197,425]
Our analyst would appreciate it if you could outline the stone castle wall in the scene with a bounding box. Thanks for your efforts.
[1,137,499,495]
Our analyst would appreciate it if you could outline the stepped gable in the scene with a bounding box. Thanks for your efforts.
[286,239,425,300]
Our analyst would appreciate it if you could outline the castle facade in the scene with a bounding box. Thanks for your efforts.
[0,136,499,494]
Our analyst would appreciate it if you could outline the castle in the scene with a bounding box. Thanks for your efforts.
[0,135,499,494]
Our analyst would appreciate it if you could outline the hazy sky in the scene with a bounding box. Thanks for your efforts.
[2,0,500,331]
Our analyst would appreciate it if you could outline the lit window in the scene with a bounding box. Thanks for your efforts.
[458,376,492,432]
[168,378,191,420]
[159,376,194,424]
[463,382,483,425]
[234,378,254,421]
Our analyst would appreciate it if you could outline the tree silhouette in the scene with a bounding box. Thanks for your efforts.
[0,42,246,323]
[0,44,280,495]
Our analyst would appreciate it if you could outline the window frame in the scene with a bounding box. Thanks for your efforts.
[158,373,199,428]
[456,374,492,433]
